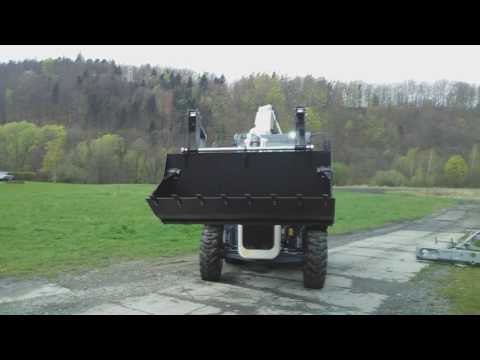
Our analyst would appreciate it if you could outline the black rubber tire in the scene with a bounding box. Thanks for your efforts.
[303,229,328,289]
[200,225,224,282]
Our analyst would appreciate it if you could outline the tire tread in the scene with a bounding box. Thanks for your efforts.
[303,229,328,289]
[200,225,223,281]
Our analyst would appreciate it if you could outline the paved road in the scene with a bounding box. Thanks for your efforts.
[1,202,479,315]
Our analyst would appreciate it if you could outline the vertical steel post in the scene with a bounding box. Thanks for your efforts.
[187,109,198,151]
[295,106,306,149]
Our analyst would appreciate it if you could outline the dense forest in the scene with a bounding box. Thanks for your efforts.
[0,55,479,187]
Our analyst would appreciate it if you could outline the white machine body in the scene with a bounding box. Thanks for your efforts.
[239,104,283,259]
[237,225,282,259]
[244,104,282,148]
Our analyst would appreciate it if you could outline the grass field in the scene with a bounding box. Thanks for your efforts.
[0,182,454,278]
[438,266,480,314]
[338,185,480,201]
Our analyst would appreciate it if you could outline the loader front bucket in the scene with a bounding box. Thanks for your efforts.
[147,150,335,226]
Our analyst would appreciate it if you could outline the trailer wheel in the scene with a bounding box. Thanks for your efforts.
[303,229,328,289]
[200,225,224,281]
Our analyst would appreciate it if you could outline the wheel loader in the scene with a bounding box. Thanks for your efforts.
[147,105,335,289]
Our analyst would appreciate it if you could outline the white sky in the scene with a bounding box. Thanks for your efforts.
[1,45,480,84]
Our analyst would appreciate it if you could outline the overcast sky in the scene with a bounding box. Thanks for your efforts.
[1,45,479,84]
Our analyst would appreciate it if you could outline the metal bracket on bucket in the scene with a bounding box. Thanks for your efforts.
[270,194,278,207]
[296,194,304,208]
[245,194,253,208]
[196,194,205,207]
[172,194,182,207]
[220,194,229,207]
[185,110,207,151]
[295,106,306,149]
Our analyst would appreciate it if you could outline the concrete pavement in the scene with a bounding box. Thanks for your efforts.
[1,202,478,315]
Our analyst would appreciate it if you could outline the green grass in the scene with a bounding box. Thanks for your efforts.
[438,267,480,314]
[0,182,453,278]
[330,190,453,235]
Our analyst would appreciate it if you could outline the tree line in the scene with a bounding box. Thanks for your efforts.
[0,56,479,186]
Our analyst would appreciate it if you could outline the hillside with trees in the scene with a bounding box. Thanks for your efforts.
[1,55,480,187]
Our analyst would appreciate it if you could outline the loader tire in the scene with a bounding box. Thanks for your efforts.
[303,229,328,289]
[200,225,224,282]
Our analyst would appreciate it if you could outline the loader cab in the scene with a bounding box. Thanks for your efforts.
[233,105,314,149]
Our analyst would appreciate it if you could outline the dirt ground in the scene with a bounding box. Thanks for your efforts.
[1,201,479,315]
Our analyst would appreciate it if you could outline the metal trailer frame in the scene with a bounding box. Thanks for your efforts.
[416,230,480,265]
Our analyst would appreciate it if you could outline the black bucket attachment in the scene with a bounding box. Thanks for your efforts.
[147,149,335,226]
